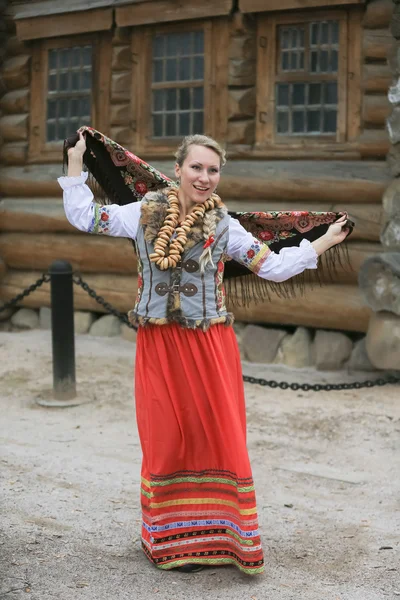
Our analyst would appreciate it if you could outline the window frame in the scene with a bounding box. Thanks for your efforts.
[255,8,362,153]
[29,33,112,163]
[131,18,229,156]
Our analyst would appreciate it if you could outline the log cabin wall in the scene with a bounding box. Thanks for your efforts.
[0,0,394,333]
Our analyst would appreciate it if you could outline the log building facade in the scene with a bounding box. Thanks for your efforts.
[0,0,395,332]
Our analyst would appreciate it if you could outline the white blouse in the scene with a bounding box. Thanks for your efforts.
[58,172,318,282]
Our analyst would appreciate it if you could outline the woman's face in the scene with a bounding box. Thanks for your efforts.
[175,144,221,204]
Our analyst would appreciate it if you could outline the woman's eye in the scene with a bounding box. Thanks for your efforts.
[192,165,200,170]
[210,169,219,174]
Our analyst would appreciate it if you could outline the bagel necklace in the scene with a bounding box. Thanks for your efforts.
[149,186,221,270]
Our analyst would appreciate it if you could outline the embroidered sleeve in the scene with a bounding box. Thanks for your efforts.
[58,171,141,239]
[227,217,318,282]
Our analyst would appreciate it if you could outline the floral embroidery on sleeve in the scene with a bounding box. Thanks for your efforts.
[89,205,112,234]
[240,240,271,274]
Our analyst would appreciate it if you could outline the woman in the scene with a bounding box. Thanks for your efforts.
[59,131,349,575]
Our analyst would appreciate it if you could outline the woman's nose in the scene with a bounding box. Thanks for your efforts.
[198,170,210,182]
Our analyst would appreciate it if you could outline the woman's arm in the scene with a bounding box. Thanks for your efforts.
[227,216,349,282]
[58,132,140,239]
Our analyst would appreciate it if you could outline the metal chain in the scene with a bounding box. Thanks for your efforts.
[2,273,398,391]
[73,275,137,330]
[0,274,50,313]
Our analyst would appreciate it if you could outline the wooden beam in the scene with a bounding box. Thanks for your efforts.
[15,8,113,41]
[362,0,393,29]
[116,0,232,27]
[363,94,391,127]
[363,28,392,61]
[0,142,28,166]
[362,64,392,93]
[239,0,364,13]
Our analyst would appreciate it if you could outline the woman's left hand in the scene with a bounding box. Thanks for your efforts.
[324,214,350,246]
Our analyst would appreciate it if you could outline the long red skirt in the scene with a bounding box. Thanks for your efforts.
[134,323,264,574]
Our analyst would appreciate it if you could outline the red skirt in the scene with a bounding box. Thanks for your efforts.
[134,323,264,575]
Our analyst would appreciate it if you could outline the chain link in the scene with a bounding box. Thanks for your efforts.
[1,272,399,391]
[0,274,50,313]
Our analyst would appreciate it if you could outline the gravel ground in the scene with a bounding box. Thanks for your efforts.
[0,330,399,600]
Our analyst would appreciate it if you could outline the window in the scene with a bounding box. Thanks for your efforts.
[151,31,205,138]
[256,10,361,152]
[132,20,229,154]
[29,35,111,162]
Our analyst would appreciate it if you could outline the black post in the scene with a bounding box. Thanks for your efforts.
[49,260,76,400]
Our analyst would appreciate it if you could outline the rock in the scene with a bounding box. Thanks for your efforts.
[366,311,400,370]
[121,323,137,343]
[313,330,353,370]
[382,178,400,220]
[74,311,96,335]
[347,337,376,372]
[233,321,247,360]
[381,219,400,250]
[11,307,39,330]
[39,306,51,330]
[358,253,400,316]
[274,327,313,368]
[0,303,15,322]
[242,324,287,363]
[89,314,121,337]
[387,106,400,144]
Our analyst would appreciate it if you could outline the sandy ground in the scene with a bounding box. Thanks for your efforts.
[0,329,399,600]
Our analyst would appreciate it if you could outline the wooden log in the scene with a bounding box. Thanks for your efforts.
[112,27,131,46]
[0,232,137,274]
[5,35,27,57]
[0,142,28,165]
[226,120,255,145]
[111,72,131,103]
[319,241,382,284]
[0,257,6,280]
[363,94,390,127]
[358,130,390,158]
[109,125,133,147]
[362,0,393,29]
[228,35,256,61]
[2,55,30,90]
[363,28,392,60]
[228,88,256,120]
[0,89,30,114]
[110,103,131,127]
[230,283,372,333]
[0,269,138,313]
[359,253,400,316]
[0,200,77,233]
[362,64,392,93]
[0,114,28,142]
[112,45,131,72]
[228,59,256,87]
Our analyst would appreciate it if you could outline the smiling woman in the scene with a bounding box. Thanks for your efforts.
[59,126,350,575]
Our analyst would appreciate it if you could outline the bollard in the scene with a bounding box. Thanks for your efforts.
[49,260,76,400]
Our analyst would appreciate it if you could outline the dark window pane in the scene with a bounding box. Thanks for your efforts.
[70,98,79,116]
[80,97,91,118]
[49,49,57,70]
[325,82,337,104]
[47,99,57,120]
[48,73,57,91]
[330,49,338,73]
[277,84,289,106]
[180,32,192,55]
[71,47,81,67]
[282,53,289,71]
[293,83,305,105]
[321,22,329,44]
[153,60,164,82]
[81,70,92,90]
[153,114,163,136]
[277,111,288,134]
[82,47,92,66]
[310,51,318,73]
[331,21,339,44]
[180,88,190,110]
[323,110,337,132]
[193,111,203,134]
[293,111,304,133]
[166,88,177,111]
[193,87,203,109]
[281,29,290,50]
[299,52,304,70]
[166,113,177,136]
[290,53,297,70]
[60,71,69,91]
[179,112,190,135]
[71,71,80,90]
[309,83,321,105]
[179,57,191,80]
[153,90,164,112]
[60,49,69,69]
[153,36,164,58]
[193,56,204,80]
[166,59,177,81]
[311,23,319,45]
[291,29,298,48]
[69,117,79,130]
[194,31,204,54]
[59,98,68,118]
[47,122,56,141]
[320,50,329,72]
[166,34,179,57]
[299,29,305,48]
[58,121,67,140]
[307,110,320,132]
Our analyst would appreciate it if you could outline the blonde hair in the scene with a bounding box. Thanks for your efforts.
[175,134,227,168]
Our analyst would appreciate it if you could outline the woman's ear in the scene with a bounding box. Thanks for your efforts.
[174,163,181,180]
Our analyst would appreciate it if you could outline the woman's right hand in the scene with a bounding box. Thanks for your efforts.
[68,131,87,158]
